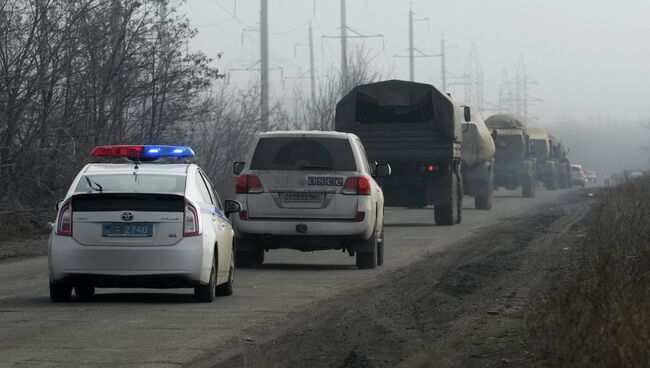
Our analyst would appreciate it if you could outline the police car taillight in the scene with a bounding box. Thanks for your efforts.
[56,201,72,236]
[184,202,200,237]
[90,145,195,159]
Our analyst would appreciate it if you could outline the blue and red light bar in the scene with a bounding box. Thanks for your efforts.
[91,145,195,159]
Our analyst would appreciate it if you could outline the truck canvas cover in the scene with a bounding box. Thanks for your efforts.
[461,108,495,167]
[335,80,461,140]
[335,80,461,162]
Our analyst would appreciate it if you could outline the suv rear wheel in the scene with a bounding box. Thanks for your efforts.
[376,222,385,266]
[356,227,378,269]
[75,285,95,298]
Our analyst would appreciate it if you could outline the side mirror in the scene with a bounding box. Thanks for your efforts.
[233,162,245,175]
[55,199,63,211]
[375,162,391,178]
[463,106,471,122]
[223,199,242,217]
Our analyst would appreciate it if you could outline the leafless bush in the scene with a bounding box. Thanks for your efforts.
[534,177,650,367]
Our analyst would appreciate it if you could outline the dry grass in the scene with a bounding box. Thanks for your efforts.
[533,177,650,367]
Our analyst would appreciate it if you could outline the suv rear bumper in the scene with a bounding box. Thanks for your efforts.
[48,235,209,286]
[234,216,372,238]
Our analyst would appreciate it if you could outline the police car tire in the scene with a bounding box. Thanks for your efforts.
[195,258,216,302]
[216,249,234,297]
[50,282,72,302]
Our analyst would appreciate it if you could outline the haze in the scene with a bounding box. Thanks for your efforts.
[182,0,650,123]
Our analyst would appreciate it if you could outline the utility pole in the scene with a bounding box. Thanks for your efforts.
[260,0,269,128]
[309,21,316,106]
[440,35,447,92]
[398,3,436,83]
[408,4,414,81]
[340,0,348,88]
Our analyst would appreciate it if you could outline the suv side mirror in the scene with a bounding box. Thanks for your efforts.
[224,199,242,217]
[463,106,471,122]
[375,162,391,178]
[233,162,245,175]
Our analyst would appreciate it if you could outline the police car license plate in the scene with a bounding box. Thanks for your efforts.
[102,223,153,237]
[281,193,323,202]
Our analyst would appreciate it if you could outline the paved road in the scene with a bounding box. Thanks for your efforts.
[0,188,577,367]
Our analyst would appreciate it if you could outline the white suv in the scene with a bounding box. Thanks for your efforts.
[49,145,241,302]
[232,131,390,269]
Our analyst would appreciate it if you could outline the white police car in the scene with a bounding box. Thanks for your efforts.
[48,145,241,302]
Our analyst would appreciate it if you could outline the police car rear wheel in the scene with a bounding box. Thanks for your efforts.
[194,258,216,302]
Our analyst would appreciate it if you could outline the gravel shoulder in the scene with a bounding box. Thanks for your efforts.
[0,238,48,262]
[201,191,593,368]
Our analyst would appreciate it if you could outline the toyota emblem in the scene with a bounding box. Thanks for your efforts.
[121,212,134,221]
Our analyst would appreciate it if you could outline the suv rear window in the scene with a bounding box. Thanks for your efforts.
[75,174,186,194]
[250,137,357,171]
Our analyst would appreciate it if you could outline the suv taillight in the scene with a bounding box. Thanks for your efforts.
[184,202,200,237]
[55,201,72,236]
[235,175,263,194]
[342,176,371,196]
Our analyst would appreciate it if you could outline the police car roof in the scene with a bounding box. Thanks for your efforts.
[83,163,192,175]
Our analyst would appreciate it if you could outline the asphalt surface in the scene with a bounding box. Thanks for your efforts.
[0,188,577,367]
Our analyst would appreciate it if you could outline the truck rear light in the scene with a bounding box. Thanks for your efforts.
[184,202,200,237]
[235,175,263,194]
[342,177,372,195]
[55,201,72,236]
[355,212,365,222]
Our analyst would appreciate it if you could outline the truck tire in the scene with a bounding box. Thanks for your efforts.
[522,176,536,198]
[475,194,493,210]
[544,175,558,190]
[356,228,377,269]
[434,175,458,226]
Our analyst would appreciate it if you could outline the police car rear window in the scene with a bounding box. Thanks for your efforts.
[250,137,357,171]
[74,174,186,194]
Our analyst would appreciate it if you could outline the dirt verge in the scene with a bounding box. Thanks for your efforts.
[194,191,594,368]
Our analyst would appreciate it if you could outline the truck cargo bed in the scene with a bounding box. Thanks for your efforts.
[353,123,460,162]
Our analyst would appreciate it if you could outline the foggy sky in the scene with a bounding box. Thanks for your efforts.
[181,0,650,123]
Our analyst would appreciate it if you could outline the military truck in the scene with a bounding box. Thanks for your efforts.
[485,114,536,197]
[335,80,468,225]
[548,134,572,188]
[527,127,559,190]
[460,106,495,209]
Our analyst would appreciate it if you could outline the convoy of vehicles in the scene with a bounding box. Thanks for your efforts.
[48,146,242,303]
[47,80,584,302]
[231,131,390,269]
[485,114,537,197]
[334,80,467,225]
